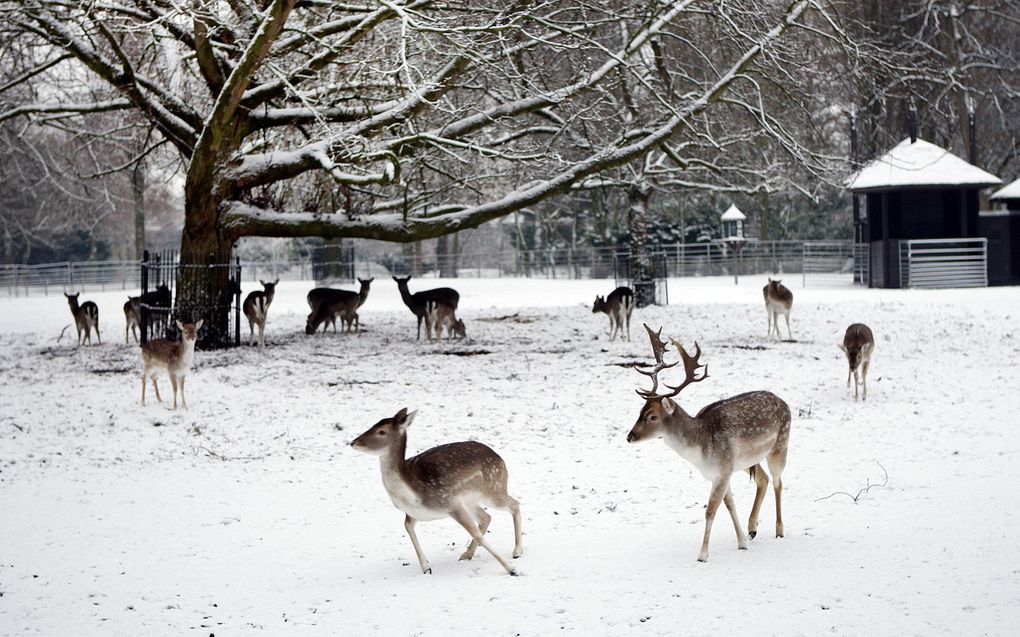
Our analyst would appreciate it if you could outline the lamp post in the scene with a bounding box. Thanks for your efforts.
[721,204,748,285]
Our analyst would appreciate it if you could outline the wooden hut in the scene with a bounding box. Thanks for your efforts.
[982,178,1020,285]
[848,138,1002,288]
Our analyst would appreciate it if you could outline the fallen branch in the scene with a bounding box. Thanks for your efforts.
[816,461,888,504]
[197,445,266,462]
[57,325,71,343]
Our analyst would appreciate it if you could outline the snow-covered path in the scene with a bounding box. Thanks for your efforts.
[2,276,1018,635]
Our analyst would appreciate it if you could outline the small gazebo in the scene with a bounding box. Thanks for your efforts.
[982,178,1020,285]
[847,137,1002,288]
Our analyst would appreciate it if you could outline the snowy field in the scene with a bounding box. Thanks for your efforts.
[1,275,1019,635]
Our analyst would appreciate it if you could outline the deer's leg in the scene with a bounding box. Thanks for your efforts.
[169,374,178,410]
[487,493,524,558]
[853,367,860,400]
[625,308,631,341]
[784,313,792,341]
[152,376,162,402]
[747,464,770,539]
[698,481,729,562]
[416,315,423,340]
[862,359,870,401]
[258,321,265,348]
[723,487,749,550]
[141,373,146,405]
[609,317,617,342]
[449,505,516,575]
[403,515,432,575]
[846,367,852,389]
[767,451,787,538]
[179,375,187,409]
[94,322,101,344]
[460,505,491,561]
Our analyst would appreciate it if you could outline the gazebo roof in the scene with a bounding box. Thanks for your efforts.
[990,177,1020,201]
[720,204,746,221]
[847,138,1001,193]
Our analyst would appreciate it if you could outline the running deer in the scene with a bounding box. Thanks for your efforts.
[243,278,278,348]
[763,278,793,340]
[393,275,460,340]
[425,300,466,342]
[305,278,373,335]
[592,286,634,341]
[626,324,791,562]
[124,297,141,343]
[140,319,203,410]
[840,323,875,401]
[65,293,101,345]
[351,408,523,575]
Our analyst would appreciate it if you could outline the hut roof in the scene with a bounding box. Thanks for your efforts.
[990,177,1020,201]
[847,138,1001,193]
[720,205,746,221]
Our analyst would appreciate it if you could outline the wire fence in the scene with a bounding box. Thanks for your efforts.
[1,240,861,297]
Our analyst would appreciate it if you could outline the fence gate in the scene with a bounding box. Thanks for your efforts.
[802,241,857,286]
[898,238,988,288]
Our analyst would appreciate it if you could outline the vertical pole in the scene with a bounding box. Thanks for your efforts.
[140,249,149,345]
[235,256,242,348]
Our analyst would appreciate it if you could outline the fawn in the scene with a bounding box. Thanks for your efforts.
[124,297,141,343]
[592,286,634,341]
[627,324,791,562]
[140,320,203,410]
[305,278,373,334]
[393,276,460,340]
[65,293,101,345]
[425,300,465,341]
[243,278,278,348]
[351,408,523,575]
[763,278,793,340]
[840,323,875,401]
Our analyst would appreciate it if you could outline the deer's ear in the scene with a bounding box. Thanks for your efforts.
[862,342,873,354]
[393,408,416,428]
[272,278,279,285]
[838,343,847,353]
[176,320,184,330]
[196,319,204,330]
[660,397,675,416]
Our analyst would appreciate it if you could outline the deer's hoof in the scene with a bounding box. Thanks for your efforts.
[748,530,757,540]
[423,567,432,575]
[458,551,475,561]
[512,548,524,559]
[509,568,519,577]
[697,557,707,563]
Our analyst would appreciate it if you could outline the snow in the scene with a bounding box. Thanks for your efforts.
[847,138,1002,192]
[720,204,746,221]
[2,275,1019,635]
[990,177,1020,201]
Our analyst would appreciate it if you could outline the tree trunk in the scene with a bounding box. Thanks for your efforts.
[132,160,147,260]
[176,197,236,349]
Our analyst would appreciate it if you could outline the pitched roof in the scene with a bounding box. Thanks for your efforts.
[990,177,1020,201]
[720,204,746,221]
[847,138,1001,193]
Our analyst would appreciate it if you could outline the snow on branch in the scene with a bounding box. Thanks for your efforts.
[0,100,133,125]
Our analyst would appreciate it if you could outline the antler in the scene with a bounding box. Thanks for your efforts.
[635,324,678,398]
[661,338,709,397]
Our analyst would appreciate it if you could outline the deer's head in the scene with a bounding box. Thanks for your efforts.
[358,277,374,288]
[453,318,466,339]
[839,341,872,371]
[351,408,417,454]
[64,292,79,308]
[176,319,203,343]
[259,279,279,296]
[592,295,605,314]
[627,324,709,444]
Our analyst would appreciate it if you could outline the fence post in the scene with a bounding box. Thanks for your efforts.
[235,256,242,348]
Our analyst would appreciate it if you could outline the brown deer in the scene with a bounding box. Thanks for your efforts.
[626,324,791,562]
[425,300,465,342]
[592,286,634,341]
[64,293,100,345]
[124,297,141,343]
[141,320,203,410]
[305,278,373,334]
[393,275,460,340]
[840,323,875,401]
[243,278,278,348]
[351,408,523,575]
[763,278,793,340]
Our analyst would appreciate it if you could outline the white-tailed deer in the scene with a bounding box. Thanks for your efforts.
[393,275,460,340]
[763,278,793,340]
[65,293,100,345]
[141,319,203,410]
[627,324,791,562]
[124,297,141,344]
[425,300,465,342]
[305,278,373,334]
[840,323,875,401]
[243,278,278,348]
[592,286,634,341]
[351,408,523,575]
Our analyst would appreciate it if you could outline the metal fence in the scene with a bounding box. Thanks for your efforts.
[2,239,862,296]
[898,238,988,289]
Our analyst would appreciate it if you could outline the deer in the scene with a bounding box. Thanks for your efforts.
[243,278,278,348]
[64,293,101,345]
[840,323,875,401]
[351,408,524,575]
[626,324,791,563]
[305,278,373,335]
[592,286,634,341]
[393,275,460,340]
[425,300,466,342]
[763,278,793,341]
[124,297,141,343]
[140,319,203,410]
[138,283,172,335]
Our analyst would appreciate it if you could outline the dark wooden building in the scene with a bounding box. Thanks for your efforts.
[848,138,1002,288]
[982,178,1020,285]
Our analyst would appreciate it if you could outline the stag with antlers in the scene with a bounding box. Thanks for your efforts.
[626,324,791,562]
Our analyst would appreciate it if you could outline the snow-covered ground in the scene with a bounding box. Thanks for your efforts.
[1,275,1019,635]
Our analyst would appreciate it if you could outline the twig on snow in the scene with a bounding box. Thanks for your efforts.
[815,461,888,504]
[197,445,266,462]
[57,325,71,342]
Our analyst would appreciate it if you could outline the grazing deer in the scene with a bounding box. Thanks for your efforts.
[124,297,141,344]
[425,300,465,342]
[840,323,875,401]
[305,278,373,334]
[138,283,172,336]
[393,275,460,340]
[626,324,791,562]
[763,278,793,340]
[243,278,278,348]
[592,286,634,341]
[351,408,523,575]
[140,319,203,410]
[64,293,101,345]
